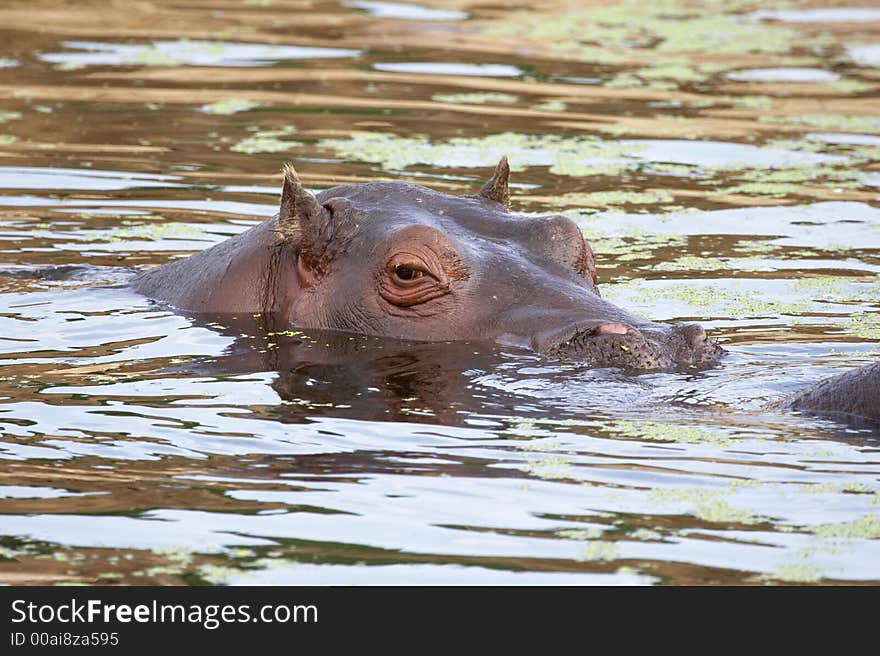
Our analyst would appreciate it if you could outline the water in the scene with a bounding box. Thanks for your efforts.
[0,0,879,586]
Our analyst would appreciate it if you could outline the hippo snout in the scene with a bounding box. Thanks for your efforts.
[542,321,723,371]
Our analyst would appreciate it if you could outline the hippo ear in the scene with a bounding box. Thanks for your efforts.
[478,156,510,210]
[276,162,331,246]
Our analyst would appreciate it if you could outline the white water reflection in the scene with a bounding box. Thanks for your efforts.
[750,8,880,23]
[0,167,183,191]
[39,40,362,68]
[343,1,468,21]
[373,62,524,77]
[726,68,839,82]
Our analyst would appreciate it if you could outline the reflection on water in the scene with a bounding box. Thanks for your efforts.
[39,40,362,68]
[0,0,879,585]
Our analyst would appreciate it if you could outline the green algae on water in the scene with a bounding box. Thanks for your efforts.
[764,114,880,135]
[849,313,880,340]
[431,92,518,105]
[231,126,301,154]
[812,514,880,540]
[603,281,810,319]
[605,419,733,446]
[650,488,765,525]
[712,182,803,198]
[579,541,619,562]
[524,455,571,480]
[559,190,674,208]
[530,100,567,112]
[765,563,825,583]
[316,131,639,176]
[653,255,727,272]
[486,2,801,61]
[201,99,262,115]
[557,528,602,541]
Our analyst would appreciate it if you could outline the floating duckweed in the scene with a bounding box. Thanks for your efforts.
[54,61,85,71]
[732,239,781,255]
[231,127,301,154]
[733,95,773,111]
[143,564,187,577]
[695,499,764,524]
[813,514,880,539]
[196,564,238,584]
[801,482,873,495]
[486,2,801,71]
[849,313,880,340]
[102,222,208,242]
[200,98,262,115]
[764,138,830,154]
[431,92,518,104]
[764,114,880,135]
[735,165,857,184]
[605,73,646,89]
[316,131,638,176]
[0,58,20,67]
[0,546,20,560]
[150,546,194,569]
[768,563,825,583]
[713,182,802,197]
[606,419,733,445]
[650,488,764,525]
[0,134,17,145]
[557,528,602,541]
[653,255,727,272]
[791,276,877,303]
[634,63,709,83]
[826,79,873,94]
[530,100,566,112]
[645,162,703,177]
[560,190,674,208]
[604,282,809,318]
[524,455,571,480]
[630,528,663,541]
[127,43,219,67]
[579,232,688,261]
[0,111,21,122]
[579,541,619,561]
[517,439,558,452]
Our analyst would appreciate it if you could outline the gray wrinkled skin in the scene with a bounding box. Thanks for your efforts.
[548,323,723,370]
[132,162,724,372]
[778,362,880,424]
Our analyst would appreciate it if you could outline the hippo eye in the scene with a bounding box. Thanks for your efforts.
[380,252,449,308]
[394,265,423,282]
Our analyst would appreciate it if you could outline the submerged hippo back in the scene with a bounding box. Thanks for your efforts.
[780,362,880,424]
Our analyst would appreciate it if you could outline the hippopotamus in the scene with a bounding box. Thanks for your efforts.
[131,159,879,425]
[776,362,880,426]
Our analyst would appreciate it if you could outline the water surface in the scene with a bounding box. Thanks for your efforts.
[0,0,879,585]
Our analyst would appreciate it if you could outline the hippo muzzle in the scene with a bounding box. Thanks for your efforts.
[542,321,724,370]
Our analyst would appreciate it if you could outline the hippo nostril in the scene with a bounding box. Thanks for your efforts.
[678,323,707,347]
[593,322,630,336]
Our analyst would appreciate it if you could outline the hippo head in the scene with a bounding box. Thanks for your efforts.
[273,160,722,371]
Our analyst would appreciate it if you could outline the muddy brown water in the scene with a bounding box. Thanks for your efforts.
[0,0,879,585]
